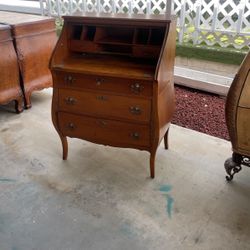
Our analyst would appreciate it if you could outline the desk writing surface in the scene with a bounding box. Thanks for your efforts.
[54,54,156,80]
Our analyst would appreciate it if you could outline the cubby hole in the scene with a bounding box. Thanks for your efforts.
[71,25,96,41]
[84,26,96,41]
[69,24,165,58]
[95,27,134,44]
[149,28,165,45]
[135,28,150,44]
[72,25,83,40]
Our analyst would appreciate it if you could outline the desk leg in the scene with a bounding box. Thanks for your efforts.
[224,153,250,181]
[60,135,68,160]
[14,96,23,113]
[150,150,156,179]
[164,128,169,150]
[24,91,32,109]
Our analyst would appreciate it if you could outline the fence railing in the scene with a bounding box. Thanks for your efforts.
[39,0,250,49]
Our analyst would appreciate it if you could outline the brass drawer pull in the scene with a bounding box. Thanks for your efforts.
[64,97,77,105]
[64,75,76,84]
[130,132,140,140]
[67,123,76,131]
[96,78,104,86]
[131,83,144,94]
[96,95,108,101]
[130,106,142,115]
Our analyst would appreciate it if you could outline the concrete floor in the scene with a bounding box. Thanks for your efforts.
[0,89,250,250]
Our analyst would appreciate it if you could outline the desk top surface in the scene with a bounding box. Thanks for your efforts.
[0,11,54,25]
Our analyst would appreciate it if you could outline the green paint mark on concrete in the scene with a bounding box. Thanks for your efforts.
[0,178,16,182]
[160,184,174,218]
[120,223,136,239]
[166,194,174,218]
[159,184,172,192]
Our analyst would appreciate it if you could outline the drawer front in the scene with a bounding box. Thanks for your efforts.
[58,89,151,123]
[58,112,150,147]
[238,71,250,108]
[237,107,250,152]
[54,71,152,97]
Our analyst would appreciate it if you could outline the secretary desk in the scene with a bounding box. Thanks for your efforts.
[50,13,176,178]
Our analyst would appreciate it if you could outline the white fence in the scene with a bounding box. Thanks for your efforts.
[0,0,44,15]
[0,1,248,49]
[27,0,250,49]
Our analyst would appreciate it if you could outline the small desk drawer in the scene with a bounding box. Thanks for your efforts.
[58,112,150,147]
[58,89,151,123]
[54,71,152,97]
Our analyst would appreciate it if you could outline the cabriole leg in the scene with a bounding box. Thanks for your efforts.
[14,97,23,113]
[224,157,241,181]
[224,153,242,181]
[24,92,32,109]
[164,128,169,150]
[150,151,156,179]
[60,135,68,160]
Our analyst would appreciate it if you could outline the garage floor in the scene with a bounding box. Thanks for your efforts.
[0,89,250,250]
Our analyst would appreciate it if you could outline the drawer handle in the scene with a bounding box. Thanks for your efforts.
[130,132,140,140]
[131,83,144,94]
[67,123,76,131]
[130,106,142,115]
[96,95,108,101]
[64,97,77,105]
[96,78,104,86]
[64,75,76,84]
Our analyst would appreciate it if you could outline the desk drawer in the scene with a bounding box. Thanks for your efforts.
[54,71,152,97]
[58,89,151,123]
[58,112,150,147]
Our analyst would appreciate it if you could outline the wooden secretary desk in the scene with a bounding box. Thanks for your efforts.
[50,13,176,178]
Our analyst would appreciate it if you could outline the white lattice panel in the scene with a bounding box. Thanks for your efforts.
[130,0,145,13]
[200,0,215,29]
[151,0,166,14]
[195,0,250,49]
[242,0,250,33]
[46,0,82,15]
[99,0,113,13]
[215,0,239,31]
[44,0,250,49]
[115,0,130,13]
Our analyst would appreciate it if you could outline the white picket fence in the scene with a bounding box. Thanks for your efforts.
[7,0,249,49]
